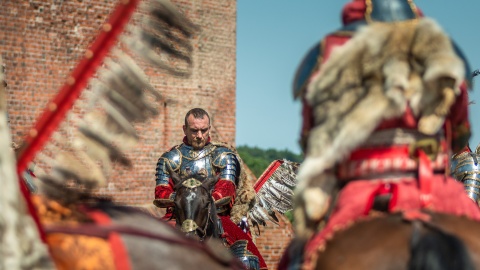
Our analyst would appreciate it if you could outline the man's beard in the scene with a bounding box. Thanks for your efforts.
[191,139,206,150]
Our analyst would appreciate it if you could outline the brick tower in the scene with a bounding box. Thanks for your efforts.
[0,0,236,204]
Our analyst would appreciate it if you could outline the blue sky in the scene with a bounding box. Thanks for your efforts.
[236,0,480,155]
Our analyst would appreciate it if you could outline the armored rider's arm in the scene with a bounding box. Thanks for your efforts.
[293,43,321,153]
[153,151,180,208]
[448,41,473,154]
[448,83,471,153]
[293,32,352,153]
[212,150,240,210]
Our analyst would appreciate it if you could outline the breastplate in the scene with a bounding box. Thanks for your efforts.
[178,143,217,179]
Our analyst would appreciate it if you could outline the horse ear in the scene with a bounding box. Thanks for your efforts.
[168,167,182,187]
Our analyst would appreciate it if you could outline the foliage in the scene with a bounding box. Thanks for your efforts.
[237,145,303,178]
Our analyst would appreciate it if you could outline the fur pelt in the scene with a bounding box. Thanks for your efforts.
[0,56,53,269]
[211,141,256,225]
[295,18,465,238]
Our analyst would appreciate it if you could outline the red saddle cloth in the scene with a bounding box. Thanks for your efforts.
[219,216,268,269]
[301,175,480,270]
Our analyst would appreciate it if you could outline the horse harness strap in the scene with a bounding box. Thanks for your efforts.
[362,139,438,214]
[181,201,212,239]
[179,181,213,240]
[88,210,131,270]
[44,223,201,246]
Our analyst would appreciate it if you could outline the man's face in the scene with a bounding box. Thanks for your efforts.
[183,114,210,150]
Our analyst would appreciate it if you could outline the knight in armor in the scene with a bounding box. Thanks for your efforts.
[281,1,480,269]
[153,108,267,269]
[451,144,480,205]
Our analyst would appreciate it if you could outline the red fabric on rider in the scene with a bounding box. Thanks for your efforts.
[154,182,174,200]
[303,176,480,269]
[219,216,268,269]
[341,0,424,25]
[341,0,366,25]
[300,34,351,152]
[212,179,236,207]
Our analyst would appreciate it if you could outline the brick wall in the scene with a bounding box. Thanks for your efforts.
[0,1,291,268]
[255,216,295,269]
[0,0,236,204]
[243,166,295,269]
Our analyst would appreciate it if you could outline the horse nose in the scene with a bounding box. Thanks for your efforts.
[185,231,200,240]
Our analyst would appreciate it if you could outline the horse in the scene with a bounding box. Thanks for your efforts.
[308,211,480,270]
[168,170,265,270]
[33,178,245,270]
[169,171,222,241]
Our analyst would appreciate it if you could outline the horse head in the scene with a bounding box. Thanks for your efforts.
[169,169,220,241]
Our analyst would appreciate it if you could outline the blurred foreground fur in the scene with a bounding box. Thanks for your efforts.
[294,18,465,238]
[0,56,54,269]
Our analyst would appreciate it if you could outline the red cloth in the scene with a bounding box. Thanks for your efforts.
[87,209,131,270]
[302,177,480,269]
[212,180,236,207]
[342,0,367,25]
[219,216,267,269]
[154,182,174,200]
[341,0,424,25]
[300,34,351,150]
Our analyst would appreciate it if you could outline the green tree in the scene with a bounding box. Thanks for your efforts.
[237,145,303,177]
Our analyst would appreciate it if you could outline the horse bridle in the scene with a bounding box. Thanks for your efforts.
[181,201,212,241]
[176,179,214,241]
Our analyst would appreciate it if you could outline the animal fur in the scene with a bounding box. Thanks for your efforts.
[295,18,465,238]
[0,57,53,269]
[211,141,256,226]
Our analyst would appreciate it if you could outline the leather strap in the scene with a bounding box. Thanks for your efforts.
[417,150,433,207]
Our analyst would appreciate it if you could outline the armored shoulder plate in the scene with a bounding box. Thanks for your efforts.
[293,42,322,100]
[451,145,480,205]
[367,0,420,22]
[292,22,365,100]
[155,146,182,186]
[212,146,240,184]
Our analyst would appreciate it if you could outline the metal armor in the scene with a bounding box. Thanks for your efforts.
[229,240,260,270]
[451,145,480,205]
[156,142,240,187]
